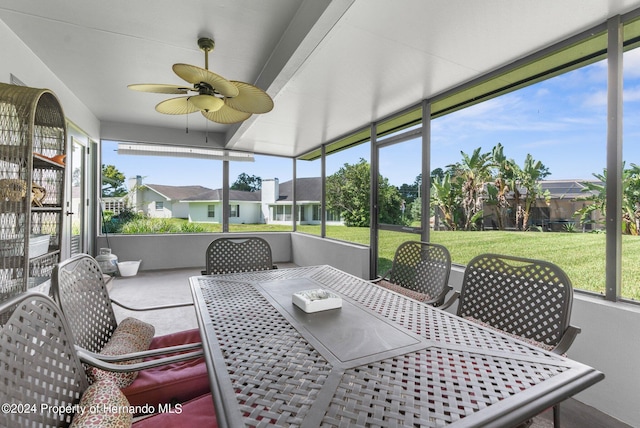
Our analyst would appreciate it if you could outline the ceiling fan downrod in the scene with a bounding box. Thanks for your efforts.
[198,37,215,70]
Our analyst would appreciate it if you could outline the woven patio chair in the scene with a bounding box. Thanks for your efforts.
[0,292,217,428]
[51,253,210,408]
[441,253,581,427]
[372,241,452,306]
[204,236,275,274]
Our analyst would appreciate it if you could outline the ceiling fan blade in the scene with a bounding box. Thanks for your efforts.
[201,104,251,124]
[225,81,274,114]
[128,83,191,94]
[190,94,224,112]
[155,97,200,115]
[173,63,239,98]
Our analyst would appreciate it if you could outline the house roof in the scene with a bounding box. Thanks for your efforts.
[143,177,323,203]
[181,188,262,202]
[541,179,602,199]
[277,177,322,203]
[143,184,214,201]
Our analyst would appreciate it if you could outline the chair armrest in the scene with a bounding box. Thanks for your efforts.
[77,342,203,363]
[76,348,203,373]
[438,290,460,310]
[110,298,193,311]
[552,325,581,355]
[424,285,453,307]
[370,269,392,284]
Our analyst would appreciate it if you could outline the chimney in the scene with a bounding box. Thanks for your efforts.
[261,178,279,203]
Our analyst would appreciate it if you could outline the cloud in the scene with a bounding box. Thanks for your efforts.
[624,86,640,102]
[583,90,607,107]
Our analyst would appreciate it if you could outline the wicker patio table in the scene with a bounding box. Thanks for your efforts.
[190,265,603,428]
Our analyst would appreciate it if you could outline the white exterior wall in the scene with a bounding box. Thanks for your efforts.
[189,202,221,223]
[171,202,190,219]
[229,201,262,224]
[188,201,262,224]
[261,178,279,222]
[138,188,169,218]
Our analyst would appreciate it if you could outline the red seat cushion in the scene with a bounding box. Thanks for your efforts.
[122,328,210,407]
[133,393,218,428]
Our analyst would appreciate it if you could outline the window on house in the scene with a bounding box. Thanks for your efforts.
[207,205,215,218]
[312,205,321,221]
[296,155,322,236]
[229,204,240,218]
[272,205,292,221]
[155,201,163,210]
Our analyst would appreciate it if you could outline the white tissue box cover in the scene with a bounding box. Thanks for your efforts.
[292,289,342,313]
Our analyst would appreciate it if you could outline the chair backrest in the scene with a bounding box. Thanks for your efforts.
[457,253,574,348]
[388,241,451,298]
[51,253,118,353]
[205,237,274,274]
[0,292,89,428]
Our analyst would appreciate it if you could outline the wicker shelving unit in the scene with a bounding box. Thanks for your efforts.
[0,83,66,302]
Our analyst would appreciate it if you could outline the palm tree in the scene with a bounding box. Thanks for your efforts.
[490,143,518,230]
[430,174,460,230]
[517,154,550,230]
[448,147,494,230]
[576,163,640,235]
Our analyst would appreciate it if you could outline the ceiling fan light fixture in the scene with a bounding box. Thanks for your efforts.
[190,94,224,112]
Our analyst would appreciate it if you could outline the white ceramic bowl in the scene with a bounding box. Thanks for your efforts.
[117,260,141,277]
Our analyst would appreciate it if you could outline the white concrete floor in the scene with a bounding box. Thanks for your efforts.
[108,267,200,336]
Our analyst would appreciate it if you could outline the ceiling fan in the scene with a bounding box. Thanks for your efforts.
[128,37,273,124]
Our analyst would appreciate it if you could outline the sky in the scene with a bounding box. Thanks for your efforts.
[102,49,640,191]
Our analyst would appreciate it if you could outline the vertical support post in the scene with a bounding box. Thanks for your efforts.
[421,100,431,243]
[606,15,623,301]
[292,158,297,232]
[370,123,379,279]
[321,145,326,238]
[223,160,229,233]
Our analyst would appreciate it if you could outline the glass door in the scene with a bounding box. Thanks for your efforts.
[376,136,423,276]
[68,137,87,256]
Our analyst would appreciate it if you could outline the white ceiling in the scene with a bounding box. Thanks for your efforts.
[1,0,640,158]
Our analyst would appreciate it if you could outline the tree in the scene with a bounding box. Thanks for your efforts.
[101,164,127,197]
[517,154,551,230]
[448,147,493,230]
[489,143,518,230]
[430,174,462,230]
[576,163,640,235]
[231,173,262,192]
[326,158,404,227]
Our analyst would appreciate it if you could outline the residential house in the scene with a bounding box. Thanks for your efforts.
[128,176,343,225]
[481,179,605,231]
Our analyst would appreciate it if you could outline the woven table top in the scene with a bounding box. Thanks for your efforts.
[190,265,603,428]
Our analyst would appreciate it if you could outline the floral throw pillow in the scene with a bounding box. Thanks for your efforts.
[70,380,133,427]
[88,317,155,388]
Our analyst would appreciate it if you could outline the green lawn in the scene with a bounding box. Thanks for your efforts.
[119,220,640,301]
[306,226,640,301]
